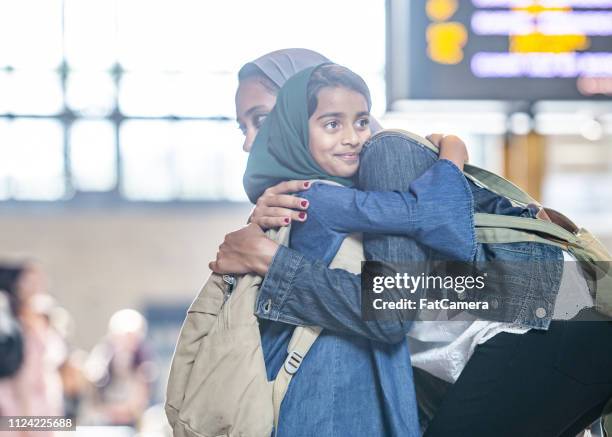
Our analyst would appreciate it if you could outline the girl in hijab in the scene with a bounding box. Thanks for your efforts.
[236,48,388,229]
[241,62,473,436]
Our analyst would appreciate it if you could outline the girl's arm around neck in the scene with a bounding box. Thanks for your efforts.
[304,160,476,261]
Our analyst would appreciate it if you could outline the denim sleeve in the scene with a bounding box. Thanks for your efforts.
[255,245,412,344]
[307,159,476,262]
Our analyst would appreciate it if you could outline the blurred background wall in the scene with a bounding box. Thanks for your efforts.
[0,204,250,348]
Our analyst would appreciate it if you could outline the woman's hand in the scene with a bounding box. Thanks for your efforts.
[208,223,279,276]
[426,133,469,171]
[249,180,311,230]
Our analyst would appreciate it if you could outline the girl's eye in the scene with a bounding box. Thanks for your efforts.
[325,121,339,129]
[238,124,247,136]
[356,118,370,128]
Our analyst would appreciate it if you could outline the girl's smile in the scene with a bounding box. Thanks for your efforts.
[334,151,360,163]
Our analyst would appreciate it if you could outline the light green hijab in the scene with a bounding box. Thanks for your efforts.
[242,63,355,204]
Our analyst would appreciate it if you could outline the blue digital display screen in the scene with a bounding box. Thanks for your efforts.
[402,0,612,100]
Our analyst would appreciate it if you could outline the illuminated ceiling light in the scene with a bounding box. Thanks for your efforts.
[426,22,468,64]
[426,0,458,21]
[509,112,533,134]
[577,76,612,95]
[580,118,604,140]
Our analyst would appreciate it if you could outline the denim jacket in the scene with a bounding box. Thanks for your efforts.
[467,182,564,328]
[256,159,473,436]
[255,153,564,436]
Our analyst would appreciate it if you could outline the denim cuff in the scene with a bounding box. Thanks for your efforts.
[255,245,304,321]
[437,158,470,189]
[414,158,477,261]
[443,159,477,261]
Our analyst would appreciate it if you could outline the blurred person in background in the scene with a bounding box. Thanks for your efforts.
[58,349,88,422]
[34,299,87,422]
[0,263,65,437]
[30,294,84,422]
[83,309,155,428]
[0,268,24,379]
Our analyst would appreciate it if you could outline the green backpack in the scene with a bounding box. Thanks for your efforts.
[383,129,612,319]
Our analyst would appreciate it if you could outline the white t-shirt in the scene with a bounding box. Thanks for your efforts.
[407,252,592,383]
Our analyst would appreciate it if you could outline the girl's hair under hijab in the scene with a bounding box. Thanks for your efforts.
[307,64,372,117]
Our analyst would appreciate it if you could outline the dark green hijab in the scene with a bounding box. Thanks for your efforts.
[243,64,355,204]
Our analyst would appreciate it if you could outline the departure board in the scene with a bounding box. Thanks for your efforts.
[403,0,612,100]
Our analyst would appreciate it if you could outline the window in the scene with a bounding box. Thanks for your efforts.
[0,0,385,202]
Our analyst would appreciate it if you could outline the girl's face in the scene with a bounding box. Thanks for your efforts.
[308,86,371,178]
[235,78,277,152]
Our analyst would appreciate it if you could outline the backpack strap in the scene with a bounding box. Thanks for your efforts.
[272,325,322,434]
[603,399,612,437]
[268,204,363,433]
[464,163,539,207]
[474,213,579,246]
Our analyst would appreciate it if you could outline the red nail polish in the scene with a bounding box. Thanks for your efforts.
[304,182,310,188]
[299,212,306,219]
[284,217,290,224]
[301,200,308,208]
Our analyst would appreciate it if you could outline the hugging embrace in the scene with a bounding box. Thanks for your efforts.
[168,49,612,437]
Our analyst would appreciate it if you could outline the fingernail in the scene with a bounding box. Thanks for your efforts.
[284,217,290,224]
[301,200,308,208]
[299,212,306,219]
[303,182,310,188]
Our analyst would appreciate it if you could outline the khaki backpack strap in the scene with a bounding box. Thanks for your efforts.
[603,399,612,437]
[475,227,569,250]
[272,325,322,433]
[571,228,612,316]
[474,213,580,245]
[463,163,539,206]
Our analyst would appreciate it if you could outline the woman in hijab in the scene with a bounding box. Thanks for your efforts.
[236,48,332,153]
